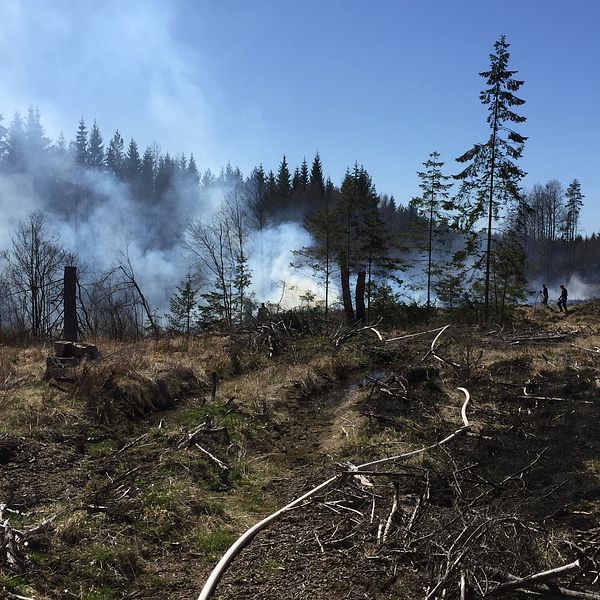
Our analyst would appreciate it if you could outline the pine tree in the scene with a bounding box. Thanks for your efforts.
[4,112,27,172]
[564,179,584,243]
[201,168,215,189]
[563,179,584,270]
[124,138,141,188]
[299,158,309,190]
[338,164,380,322]
[308,152,325,210]
[74,118,88,166]
[265,169,277,213]
[490,230,527,322]
[246,165,268,230]
[187,154,200,186]
[87,119,104,169]
[291,166,301,191]
[276,155,291,207]
[54,132,67,156]
[106,130,124,179]
[455,35,527,321]
[410,151,453,307]
[167,274,198,334]
[155,153,175,201]
[25,106,50,164]
[139,146,155,201]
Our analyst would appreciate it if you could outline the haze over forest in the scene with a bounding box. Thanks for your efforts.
[1,1,599,337]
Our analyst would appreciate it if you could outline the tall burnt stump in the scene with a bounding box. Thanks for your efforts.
[63,265,78,342]
[44,266,100,381]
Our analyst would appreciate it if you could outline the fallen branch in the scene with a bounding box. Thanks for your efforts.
[486,558,584,597]
[497,571,600,599]
[570,343,600,355]
[380,482,399,547]
[333,322,383,347]
[385,326,449,344]
[194,443,229,471]
[421,325,461,368]
[113,432,148,457]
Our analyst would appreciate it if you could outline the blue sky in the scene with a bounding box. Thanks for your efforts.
[1,0,599,231]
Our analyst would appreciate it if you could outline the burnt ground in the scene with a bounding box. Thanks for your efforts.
[1,307,600,599]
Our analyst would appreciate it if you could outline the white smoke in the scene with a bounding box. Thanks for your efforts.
[557,275,599,302]
[248,222,327,308]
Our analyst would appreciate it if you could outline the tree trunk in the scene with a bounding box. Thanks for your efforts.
[340,265,355,323]
[355,271,366,322]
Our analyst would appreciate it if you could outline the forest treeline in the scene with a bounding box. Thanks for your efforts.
[0,36,596,339]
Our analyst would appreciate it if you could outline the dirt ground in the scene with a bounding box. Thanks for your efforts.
[1,306,600,599]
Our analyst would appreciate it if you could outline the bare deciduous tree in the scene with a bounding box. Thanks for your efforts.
[1,212,73,339]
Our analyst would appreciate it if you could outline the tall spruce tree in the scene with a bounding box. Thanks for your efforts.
[168,274,198,334]
[338,164,380,322]
[4,112,27,172]
[455,35,527,320]
[308,152,325,208]
[246,165,268,230]
[410,152,453,307]
[106,131,125,179]
[276,155,291,208]
[87,120,105,169]
[25,106,50,165]
[563,179,584,270]
[124,138,142,189]
[139,146,155,201]
[564,179,584,243]
[74,118,88,166]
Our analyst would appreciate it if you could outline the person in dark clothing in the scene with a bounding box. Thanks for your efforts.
[557,284,568,312]
[541,284,549,306]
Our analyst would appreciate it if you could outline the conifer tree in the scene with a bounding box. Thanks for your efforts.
[410,151,453,307]
[299,158,309,190]
[87,120,104,169]
[139,146,155,201]
[155,153,175,201]
[338,164,380,322]
[308,152,325,208]
[276,155,291,206]
[455,35,527,320]
[74,118,88,166]
[201,168,215,189]
[167,274,198,334]
[54,132,67,156]
[246,165,268,230]
[265,169,277,213]
[187,154,200,186]
[4,112,27,172]
[563,179,584,243]
[124,138,141,188]
[25,106,50,164]
[106,131,124,179]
